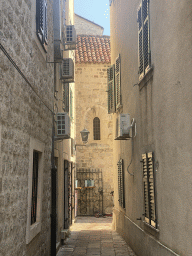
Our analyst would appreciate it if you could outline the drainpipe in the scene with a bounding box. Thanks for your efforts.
[51,79,57,255]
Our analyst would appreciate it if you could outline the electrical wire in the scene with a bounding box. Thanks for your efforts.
[0,42,54,114]
[127,136,134,176]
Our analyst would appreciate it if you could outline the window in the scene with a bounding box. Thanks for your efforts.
[93,117,100,140]
[107,64,115,114]
[117,159,125,208]
[63,83,69,112]
[142,152,157,228]
[70,88,73,120]
[31,151,39,225]
[115,55,121,109]
[26,138,44,244]
[137,0,151,80]
[85,179,94,187]
[107,54,121,114]
[36,0,48,52]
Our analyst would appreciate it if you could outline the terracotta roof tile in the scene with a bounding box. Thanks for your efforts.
[75,35,111,64]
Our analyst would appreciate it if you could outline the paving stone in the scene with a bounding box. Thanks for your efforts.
[57,217,136,256]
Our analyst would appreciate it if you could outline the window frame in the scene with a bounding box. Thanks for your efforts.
[107,54,122,114]
[26,138,45,244]
[115,55,122,110]
[93,117,101,140]
[36,0,48,52]
[63,83,69,113]
[142,152,157,229]
[137,0,151,81]
[31,151,39,225]
[107,64,116,114]
[117,159,125,209]
[70,87,73,120]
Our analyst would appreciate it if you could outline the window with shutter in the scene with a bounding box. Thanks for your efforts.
[117,159,125,208]
[115,55,121,110]
[137,0,151,80]
[70,88,73,120]
[36,0,48,52]
[107,65,115,114]
[142,152,157,228]
[63,83,69,113]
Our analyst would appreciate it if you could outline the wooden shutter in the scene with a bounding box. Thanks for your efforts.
[70,88,73,119]
[63,83,69,112]
[137,4,144,79]
[142,152,157,228]
[142,153,149,223]
[142,0,150,74]
[36,0,48,52]
[137,0,150,79]
[36,0,44,41]
[44,0,48,46]
[115,55,121,109]
[117,159,125,208]
[107,65,115,114]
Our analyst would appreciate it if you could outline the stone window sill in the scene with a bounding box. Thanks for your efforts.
[26,222,41,244]
[138,66,154,91]
[144,221,159,238]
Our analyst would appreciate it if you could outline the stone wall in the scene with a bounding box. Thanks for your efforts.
[75,63,114,214]
[75,14,104,36]
[0,0,54,255]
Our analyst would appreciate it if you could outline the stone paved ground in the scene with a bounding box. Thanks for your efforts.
[57,217,136,256]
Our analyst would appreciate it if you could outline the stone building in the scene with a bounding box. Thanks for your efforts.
[53,0,76,250]
[75,14,104,36]
[0,0,76,255]
[74,17,114,216]
[0,0,54,255]
[110,0,192,256]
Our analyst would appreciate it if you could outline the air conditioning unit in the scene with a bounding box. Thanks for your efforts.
[56,113,70,139]
[60,58,74,81]
[115,114,131,140]
[63,25,76,50]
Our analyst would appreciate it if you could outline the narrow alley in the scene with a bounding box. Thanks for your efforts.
[57,217,136,256]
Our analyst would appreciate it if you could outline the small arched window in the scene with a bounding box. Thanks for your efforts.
[93,117,100,140]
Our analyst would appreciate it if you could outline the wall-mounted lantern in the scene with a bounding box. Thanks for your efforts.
[80,128,90,144]
[75,128,90,149]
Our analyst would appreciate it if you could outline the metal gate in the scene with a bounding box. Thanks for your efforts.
[64,160,73,229]
[76,168,103,216]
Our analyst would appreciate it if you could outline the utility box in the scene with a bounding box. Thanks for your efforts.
[115,114,131,140]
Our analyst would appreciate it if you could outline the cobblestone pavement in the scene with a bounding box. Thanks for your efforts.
[57,217,136,256]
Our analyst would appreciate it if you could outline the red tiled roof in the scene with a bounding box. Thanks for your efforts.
[75,35,111,64]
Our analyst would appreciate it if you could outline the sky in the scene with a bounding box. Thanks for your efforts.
[74,0,110,36]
